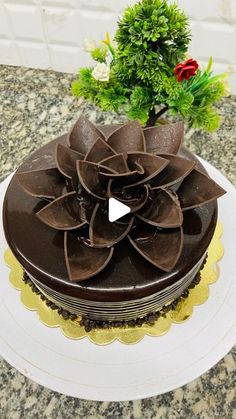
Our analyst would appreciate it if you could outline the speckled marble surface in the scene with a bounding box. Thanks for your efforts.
[0,65,235,419]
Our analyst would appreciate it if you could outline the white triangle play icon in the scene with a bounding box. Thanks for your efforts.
[108,198,131,222]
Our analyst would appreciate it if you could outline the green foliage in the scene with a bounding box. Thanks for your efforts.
[185,106,220,132]
[96,84,128,113]
[115,0,190,84]
[71,68,98,102]
[152,73,180,103]
[71,67,128,114]
[126,106,150,125]
[71,1,227,132]
[167,60,227,131]
[167,90,194,117]
[126,86,154,124]
[90,47,107,63]
[129,86,154,109]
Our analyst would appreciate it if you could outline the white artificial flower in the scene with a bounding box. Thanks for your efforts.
[92,63,110,82]
[83,38,97,53]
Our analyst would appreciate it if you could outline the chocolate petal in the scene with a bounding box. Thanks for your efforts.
[89,203,134,247]
[68,115,105,155]
[107,120,146,153]
[64,231,114,281]
[143,122,184,155]
[36,191,87,230]
[177,169,226,210]
[98,153,142,184]
[17,168,67,199]
[123,152,169,188]
[128,223,183,272]
[85,137,116,163]
[77,192,95,223]
[150,154,195,188]
[99,169,142,182]
[109,183,149,212]
[77,160,115,200]
[136,189,183,228]
[56,143,84,179]
[99,153,129,173]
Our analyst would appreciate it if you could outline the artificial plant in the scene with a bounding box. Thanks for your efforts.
[71,0,227,131]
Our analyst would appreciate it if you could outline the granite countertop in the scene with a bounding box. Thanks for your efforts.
[0,65,235,419]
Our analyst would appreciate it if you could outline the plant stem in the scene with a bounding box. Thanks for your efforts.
[146,108,156,127]
[146,105,169,127]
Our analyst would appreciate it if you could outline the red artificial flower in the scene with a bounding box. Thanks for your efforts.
[174,58,199,82]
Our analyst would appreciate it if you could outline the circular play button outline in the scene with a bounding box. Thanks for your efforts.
[108,198,131,222]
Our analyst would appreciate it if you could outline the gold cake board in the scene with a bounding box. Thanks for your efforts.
[4,223,223,345]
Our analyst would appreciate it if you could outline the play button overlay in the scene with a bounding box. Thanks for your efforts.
[108,198,131,222]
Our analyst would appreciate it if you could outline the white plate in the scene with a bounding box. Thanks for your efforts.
[0,160,236,401]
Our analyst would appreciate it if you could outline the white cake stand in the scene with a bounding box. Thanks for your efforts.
[0,159,236,401]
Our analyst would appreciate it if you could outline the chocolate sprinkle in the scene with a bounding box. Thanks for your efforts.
[21,255,207,331]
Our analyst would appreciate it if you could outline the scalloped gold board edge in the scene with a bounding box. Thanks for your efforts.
[4,222,224,345]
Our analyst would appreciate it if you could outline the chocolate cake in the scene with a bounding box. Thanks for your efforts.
[3,116,225,328]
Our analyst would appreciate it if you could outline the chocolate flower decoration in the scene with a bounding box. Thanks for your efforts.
[17,115,225,282]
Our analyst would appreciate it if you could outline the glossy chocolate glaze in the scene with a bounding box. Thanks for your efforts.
[28,254,205,321]
[3,125,217,302]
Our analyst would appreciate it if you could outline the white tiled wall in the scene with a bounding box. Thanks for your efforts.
[0,0,236,92]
